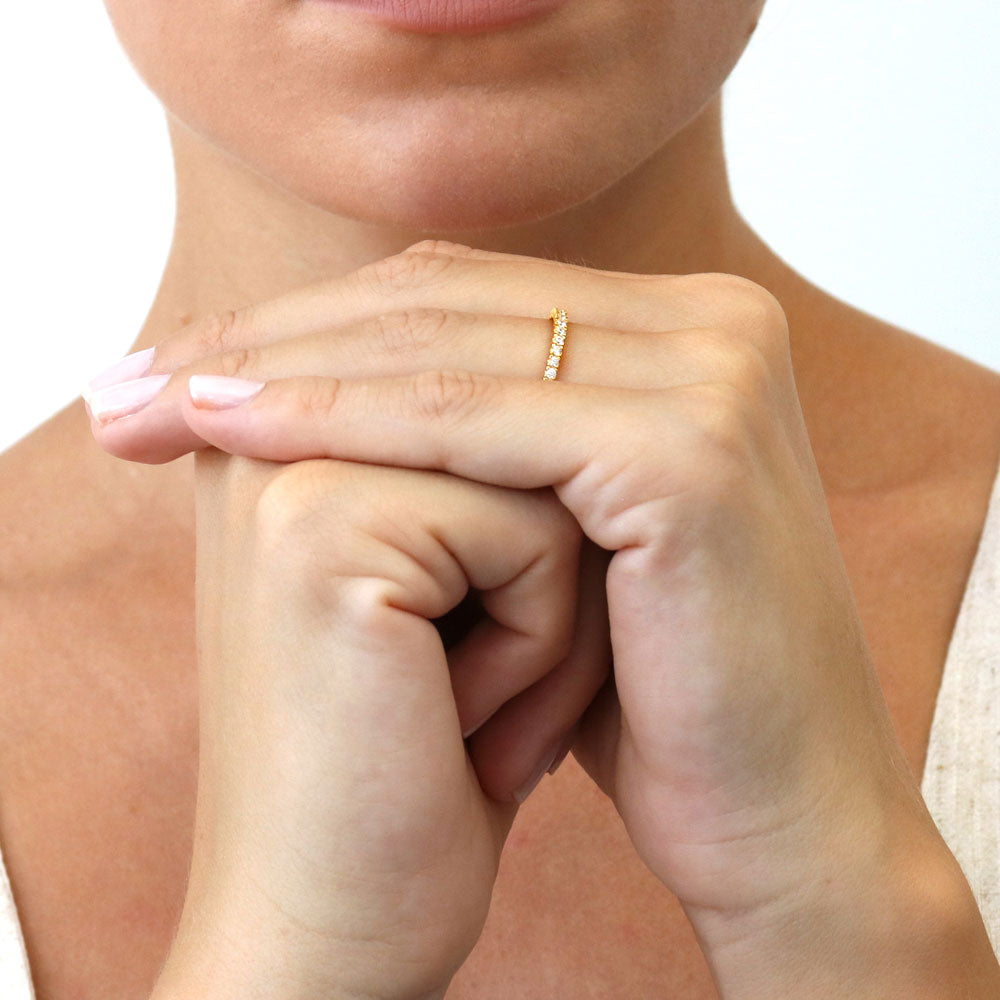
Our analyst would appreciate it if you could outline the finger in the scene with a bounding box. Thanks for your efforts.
[179,372,664,547]
[447,516,587,735]
[466,536,613,802]
[88,306,701,464]
[86,245,782,464]
[85,239,765,426]
[567,662,623,801]
[442,487,581,744]
[248,458,586,804]
[137,241,719,379]
[87,309,730,464]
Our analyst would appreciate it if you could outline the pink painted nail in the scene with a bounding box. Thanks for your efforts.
[85,374,172,425]
[188,375,266,410]
[85,347,156,395]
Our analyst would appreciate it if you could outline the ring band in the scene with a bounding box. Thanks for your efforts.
[543,308,568,381]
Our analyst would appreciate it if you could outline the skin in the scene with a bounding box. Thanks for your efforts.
[84,249,1000,1000]
[1,0,1000,997]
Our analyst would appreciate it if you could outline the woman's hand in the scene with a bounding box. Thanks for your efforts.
[152,452,606,1000]
[89,242,998,995]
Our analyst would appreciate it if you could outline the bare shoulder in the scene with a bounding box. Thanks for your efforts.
[785,285,1000,504]
[0,406,199,1000]
[784,281,1000,624]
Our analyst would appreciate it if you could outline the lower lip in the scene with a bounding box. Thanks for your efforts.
[318,0,566,34]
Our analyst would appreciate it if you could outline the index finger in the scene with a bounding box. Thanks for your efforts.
[180,370,672,552]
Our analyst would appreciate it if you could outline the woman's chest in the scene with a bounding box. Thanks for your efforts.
[446,757,718,998]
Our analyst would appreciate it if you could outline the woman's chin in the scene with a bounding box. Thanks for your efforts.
[278,138,635,234]
[311,168,603,233]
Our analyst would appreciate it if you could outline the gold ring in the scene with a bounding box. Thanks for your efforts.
[543,308,568,381]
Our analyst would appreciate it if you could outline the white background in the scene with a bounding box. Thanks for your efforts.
[2,0,998,452]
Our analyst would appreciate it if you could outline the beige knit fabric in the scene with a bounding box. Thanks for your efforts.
[1,465,998,994]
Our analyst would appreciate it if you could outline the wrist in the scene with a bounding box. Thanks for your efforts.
[151,953,447,1000]
[686,801,1000,999]
[149,897,451,1000]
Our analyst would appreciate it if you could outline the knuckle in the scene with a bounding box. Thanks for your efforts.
[688,381,762,483]
[252,462,372,609]
[371,307,451,358]
[659,326,775,403]
[365,247,456,295]
[298,377,344,424]
[720,276,790,348]
[726,337,775,403]
[655,271,727,308]
[318,575,398,634]
[529,519,583,658]
[193,307,252,357]
[252,463,450,620]
[672,274,789,355]
[253,462,333,556]
[213,345,259,380]
[537,490,585,562]
[411,368,497,423]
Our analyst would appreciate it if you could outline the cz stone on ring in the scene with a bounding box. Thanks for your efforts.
[543,308,568,381]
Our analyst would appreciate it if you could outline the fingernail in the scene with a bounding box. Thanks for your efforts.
[462,709,495,740]
[86,374,171,425]
[547,738,573,776]
[513,746,560,804]
[188,375,266,410]
[84,347,156,396]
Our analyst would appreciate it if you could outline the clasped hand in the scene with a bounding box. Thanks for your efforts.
[86,242,943,1000]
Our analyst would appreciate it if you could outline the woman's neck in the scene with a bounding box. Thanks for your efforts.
[134,95,775,352]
